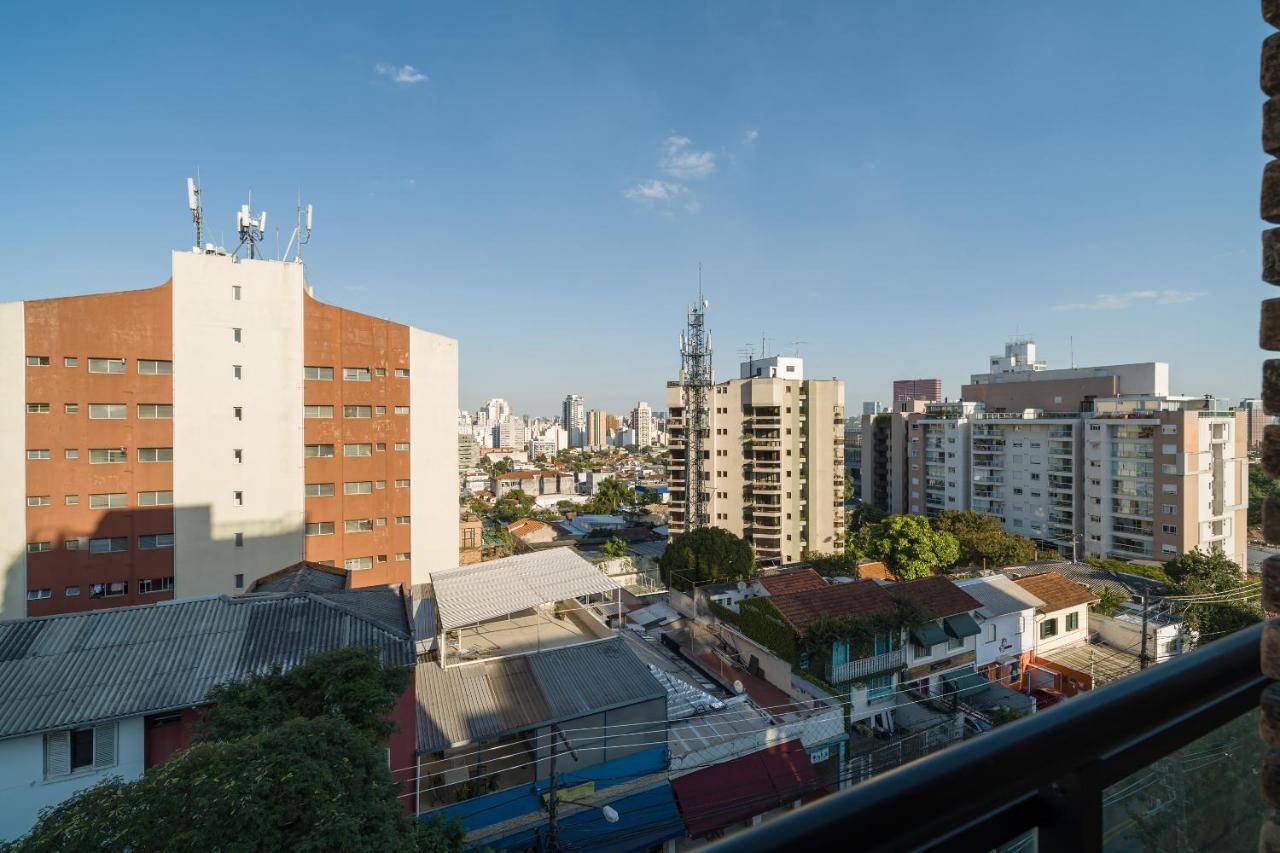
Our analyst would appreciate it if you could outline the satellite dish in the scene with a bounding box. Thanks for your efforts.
[733,680,744,695]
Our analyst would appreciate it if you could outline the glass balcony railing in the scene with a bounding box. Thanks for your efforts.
[710,624,1266,852]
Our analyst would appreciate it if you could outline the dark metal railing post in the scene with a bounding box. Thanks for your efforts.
[1036,763,1103,853]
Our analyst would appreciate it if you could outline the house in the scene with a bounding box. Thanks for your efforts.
[884,576,987,705]
[492,470,540,498]
[758,567,827,597]
[1011,571,1100,655]
[955,575,1045,689]
[671,740,817,842]
[506,517,557,545]
[0,577,414,842]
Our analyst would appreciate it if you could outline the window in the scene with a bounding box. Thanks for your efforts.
[1162,503,1177,514]
[233,364,242,380]
[232,327,242,343]
[305,443,335,458]
[137,359,172,375]
[233,285,241,301]
[27,495,50,507]
[65,495,79,506]
[234,574,244,589]
[1040,618,1059,639]
[395,515,410,525]
[947,635,964,651]
[345,519,373,533]
[26,402,49,414]
[27,588,51,600]
[375,442,386,453]
[232,491,243,506]
[304,405,334,419]
[138,447,173,462]
[1162,484,1178,494]
[65,586,80,596]
[1162,524,1178,534]
[305,521,335,536]
[65,537,81,549]
[232,406,242,421]
[27,542,52,553]
[395,442,410,451]
[343,367,371,381]
[1161,424,1178,434]
[89,537,128,554]
[395,368,410,378]
[137,403,173,419]
[1066,612,1079,631]
[234,532,243,547]
[344,405,372,419]
[1161,544,1177,556]
[64,357,78,367]
[986,624,997,643]
[376,554,387,563]
[43,723,117,779]
[138,533,175,550]
[375,405,386,416]
[344,481,372,495]
[26,355,49,366]
[1161,464,1176,475]
[305,482,335,497]
[64,403,79,414]
[89,448,127,464]
[375,480,386,489]
[913,643,930,658]
[138,490,173,506]
[344,443,372,457]
[233,449,242,463]
[88,357,126,374]
[89,493,128,509]
[344,556,374,571]
[394,406,410,415]
[1162,444,1177,455]
[395,479,410,488]
[88,403,126,420]
[1030,472,1040,481]
[139,577,174,593]
[396,552,411,561]
[27,449,50,460]
[304,365,333,381]
[375,367,386,377]
[375,517,387,527]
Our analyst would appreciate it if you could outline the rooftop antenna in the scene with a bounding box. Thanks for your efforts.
[186,175,203,249]
[790,338,807,356]
[679,274,713,532]
[283,191,314,263]
[1070,335,1075,369]
[234,190,268,260]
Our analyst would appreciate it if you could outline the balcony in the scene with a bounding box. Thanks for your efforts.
[714,624,1265,853]
[826,648,906,684]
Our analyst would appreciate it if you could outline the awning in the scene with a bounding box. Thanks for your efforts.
[943,612,981,639]
[942,669,989,697]
[485,783,684,852]
[672,740,818,838]
[910,621,947,647]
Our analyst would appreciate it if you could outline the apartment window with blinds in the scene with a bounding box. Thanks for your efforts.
[395,479,410,488]
[394,406,410,415]
[88,403,127,420]
[138,533,175,550]
[344,556,373,571]
[396,552,411,561]
[344,481,372,495]
[89,537,128,554]
[64,357,78,367]
[64,403,79,414]
[138,447,173,463]
[137,403,173,419]
[26,355,49,366]
[44,723,117,779]
[304,365,334,381]
[375,405,386,416]
[395,442,410,451]
[305,521,335,536]
[344,443,372,457]
[138,490,174,507]
[304,405,334,419]
[375,367,386,377]
[88,357,126,374]
[27,495,50,507]
[89,493,127,509]
[27,542,52,553]
[89,448,127,464]
[27,588,51,600]
[65,495,79,506]
[394,368,409,377]
[344,405,372,419]
[344,367,371,381]
[345,518,373,533]
[139,577,174,593]
[26,402,49,414]
[396,515,410,525]
[305,443,335,458]
[305,482,335,497]
[137,359,173,375]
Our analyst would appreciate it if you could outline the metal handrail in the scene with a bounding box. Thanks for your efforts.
[707,622,1265,853]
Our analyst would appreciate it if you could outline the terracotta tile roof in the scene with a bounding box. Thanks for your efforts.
[892,576,981,620]
[759,568,826,597]
[768,580,896,635]
[507,518,552,537]
[1011,571,1100,614]
[855,561,896,581]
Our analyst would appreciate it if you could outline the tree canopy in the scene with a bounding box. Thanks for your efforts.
[1249,463,1276,527]
[660,526,755,590]
[583,477,639,515]
[7,647,461,853]
[929,510,1036,570]
[492,488,537,522]
[1162,551,1262,642]
[848,514,959,581]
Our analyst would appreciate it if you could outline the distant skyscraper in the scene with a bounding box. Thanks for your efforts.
[892,378,942,404]
[632,401,653,447]
[862,401,884,416]
[484,398,511,423]
[586,409,608,450]
[1241,398,1276,449]
[563,394,585,448]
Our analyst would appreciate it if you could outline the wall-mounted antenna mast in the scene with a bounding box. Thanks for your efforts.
[680,282,713,532]
[283,192,314,263]
[234,191,268,260]
[186,176,203,249]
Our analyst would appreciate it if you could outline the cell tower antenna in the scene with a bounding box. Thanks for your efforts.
[790,338,807,356]
[679,284,713,532]
[234,190,268,260]
[283,190,314,263]
[186,175,203,249]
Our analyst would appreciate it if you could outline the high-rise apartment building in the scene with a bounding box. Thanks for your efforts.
[1,250,458,620]
[667,356,845,566]
[1240,398,1275,449]
[892,378,942,404]
[632,401,653,447]
[563,394,585,448]
[586,408,608,450]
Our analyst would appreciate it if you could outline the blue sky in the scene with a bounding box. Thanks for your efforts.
[0,3,1267,416]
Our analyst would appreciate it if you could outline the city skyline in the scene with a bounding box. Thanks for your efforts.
[0,4,1266,414]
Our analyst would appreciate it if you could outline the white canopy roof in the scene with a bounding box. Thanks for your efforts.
[432,549,620,630]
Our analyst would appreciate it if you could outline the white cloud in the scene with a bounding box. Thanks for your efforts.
[375,63,428,84]
[1052,289,1205,312]
[743,128,759,145]
[624,180,685,203]
[659,135,716,179]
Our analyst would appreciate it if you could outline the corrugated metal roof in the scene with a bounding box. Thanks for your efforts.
[955,576,1046,618]
[431,550,620,630]
[0,593,412,741]
[415,637,664,754]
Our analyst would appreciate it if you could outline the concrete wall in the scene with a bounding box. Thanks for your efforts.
[172,252,305,596]
[0,717,146,842]
[1033,605,1089,655]
[410,327,459,582]
[0,302,25,619]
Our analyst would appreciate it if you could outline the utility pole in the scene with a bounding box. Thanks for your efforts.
[1139,592,1150,671]
[542,725,579,852]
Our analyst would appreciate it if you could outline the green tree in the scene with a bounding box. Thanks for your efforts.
[850,514,959,581]
[1161,551,1262,641]
[660,527,755,590]
[1249,463,1278,527]
[492,488,536,522]
[1091,585,1128,617]
[1163,551,1247,596]
[846,503,887,533]
[930,510,1036,570]
[583,477,638,515]
[594,536,631,568]
[7,648,461,853]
